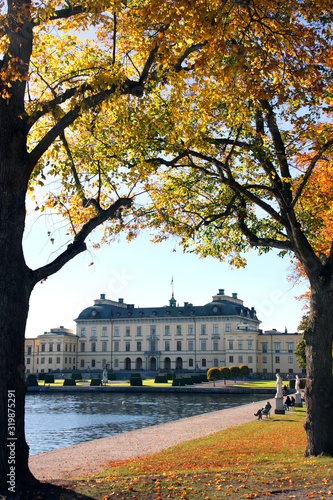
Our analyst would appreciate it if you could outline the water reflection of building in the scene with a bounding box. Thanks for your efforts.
[25,289,303,377]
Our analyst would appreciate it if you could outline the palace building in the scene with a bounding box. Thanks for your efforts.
[24,289,304,377]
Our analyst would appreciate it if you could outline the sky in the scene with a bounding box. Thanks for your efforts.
[23,206,308,338]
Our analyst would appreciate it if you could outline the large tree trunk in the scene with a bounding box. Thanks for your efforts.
[303,275,333,456]
[0,159,37,493]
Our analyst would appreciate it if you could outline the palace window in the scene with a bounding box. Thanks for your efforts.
[114,341,119,352]
[80,343,85,352]
[177,341,182,351]
[56,357,60,364]
[91,327,97,338]
[114,359,119,368]
[188,340,194,351]
[165,325,170,336]
[238,341,243,350]
[137,342,142,352]
[27,346,32,355]
[114,326,119,337]
[226,323,231,332]
[288,342,294,353]
[213,324,218,335]
[125,327,131,337]
[41,344,45,352]
[288,356,293,364]
[201,324,206,335]
[81,327,86,337]
[176,325,182,335]
[125,342,130,352]
[91,360,95,368]
[91,342,96,352]
[263,356,267,363]
[102,327,107,337]
[165,341,170,351]
[150,325,156,335]
[248,355,253,363]
[213,341,219,351]
[201,340,206,351]
[229,341,234,350]
[49,344,53,352]
[229,356,233,363]
[80,360,84,368]
[202,358,207,368]
[275,356,280,364]
[262,343,268,353]
[238,355,243,363]
[189,358,194,367]
[275,342,281,353]
[248,341,253,350]
[102,342,107,352]
[214,358,219,367]
[188,324,194,335]
[137,326,142,336]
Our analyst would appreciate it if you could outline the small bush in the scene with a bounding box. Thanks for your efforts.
[207,368,221,382]
[63,378,76,386]
[26,374,38,387]
[90,378,102,386]
[219,366,231,380]
[155,375,168,383]
[239,365,250,376]
[130,376,142,386]
[108,372,116,380]
[130,373,141,380]
[38,373,46,381]
[166,373,176,381]
[71,373,82,380]
[172,379,185,386]
[191,375,202,384]
[229,365,241,379]
[199,374,208,382]
[44,374,54,384]
[289,378,306,390]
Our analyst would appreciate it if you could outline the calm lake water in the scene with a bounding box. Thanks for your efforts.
[25,392,267,456]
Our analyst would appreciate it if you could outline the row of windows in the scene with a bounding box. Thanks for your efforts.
[262,356,294,364]
[26,357,75,365]
[80,323,233,338]
[229,340,253,350]
[78,357,214,369]
[27,344,76,354]
[262,342,294,353]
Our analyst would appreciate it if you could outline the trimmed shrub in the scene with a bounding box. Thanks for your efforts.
[108,372,116,380]
[130,373,141,380]
[219,366,231,381]
[182,377,194,385]
[130,375,142,386]
[26,374,38,387]
[90,378,102,386]
[44,374,54,384]
[172,379,185,386]
[229,365,241,379]
[191,375,202,384]
[63,378,76,386]
[207,368,221,383]
[239,365,250,376]
[199,374,208,382]
[155,375,168,383]
[167,372,176,381]
[289,378,307,390]
[38,373,46,381]
[71,373,82,380]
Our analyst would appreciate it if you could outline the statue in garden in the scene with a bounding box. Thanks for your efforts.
[275,373,282,398]
[102,368,108,384]
[295,375,300,394]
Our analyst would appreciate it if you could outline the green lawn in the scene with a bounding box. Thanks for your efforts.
[35,408,332,500]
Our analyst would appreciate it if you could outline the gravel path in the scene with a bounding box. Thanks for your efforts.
[29,398,273,481]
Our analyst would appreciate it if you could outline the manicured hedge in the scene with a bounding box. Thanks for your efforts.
[38,373,46,381]
[155,375,168,383]
[130,375,142,386]
[26,374,38,387]
[71,373,82,380]
[90,378,102,386]
[44,374,54,384]
[108,372,117,380]
[289,378,306,390]
[63,378,76,386]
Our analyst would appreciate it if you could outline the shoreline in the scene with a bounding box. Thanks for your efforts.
[29,397,275,481]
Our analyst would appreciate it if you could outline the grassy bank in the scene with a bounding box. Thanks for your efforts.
[24,408,333,499]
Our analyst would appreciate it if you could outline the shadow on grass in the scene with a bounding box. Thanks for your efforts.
[5,481,96,500]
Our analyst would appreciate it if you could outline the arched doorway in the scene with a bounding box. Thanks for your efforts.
[125,357,131,370]
[136,357,142,370]
[164,357,171,371]
[176,357,183,370]
[149,357,156,370]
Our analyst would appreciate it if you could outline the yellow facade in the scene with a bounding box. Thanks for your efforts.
[24,290,304,377]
